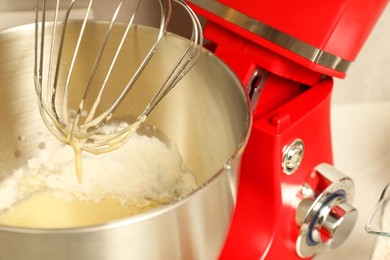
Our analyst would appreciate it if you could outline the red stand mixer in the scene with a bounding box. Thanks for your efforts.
[187,0,388,259]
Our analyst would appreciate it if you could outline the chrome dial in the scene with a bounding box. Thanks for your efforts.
[296,163,357,258]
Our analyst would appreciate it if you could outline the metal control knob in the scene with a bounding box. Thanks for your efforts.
[296,163,358,258]
[317,197,357,248]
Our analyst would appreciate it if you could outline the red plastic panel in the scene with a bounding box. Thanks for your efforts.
[326,0,388,59]
[203,21,325,86]
[188,0,388,78]
[220,78,334,259]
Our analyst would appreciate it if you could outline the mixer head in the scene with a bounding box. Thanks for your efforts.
[34,0,203,155]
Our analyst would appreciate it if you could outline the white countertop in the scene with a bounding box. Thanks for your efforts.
[315,102,390,260]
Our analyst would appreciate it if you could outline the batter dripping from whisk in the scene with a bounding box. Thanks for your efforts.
[69,136,83,183]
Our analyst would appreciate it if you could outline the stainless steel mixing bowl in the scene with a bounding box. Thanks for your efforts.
[0,23,251,260]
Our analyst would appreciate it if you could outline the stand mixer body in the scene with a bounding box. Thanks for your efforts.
[187,0,388,258]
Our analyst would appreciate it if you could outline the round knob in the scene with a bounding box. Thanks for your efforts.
[296,164,357,258]
[316,196,358,248]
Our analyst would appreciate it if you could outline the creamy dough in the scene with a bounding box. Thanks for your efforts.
[0,133,197,229]
[0,192,158,228]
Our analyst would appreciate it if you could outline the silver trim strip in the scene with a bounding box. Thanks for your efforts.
[188,0,350,73]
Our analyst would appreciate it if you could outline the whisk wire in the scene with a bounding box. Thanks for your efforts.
[98,0,170,117]
[69,0,126,141]
[35,0,69,144]
[63,0,95,127]
[142,0,203,117]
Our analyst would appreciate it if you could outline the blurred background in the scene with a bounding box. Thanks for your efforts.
[0,1,389,259]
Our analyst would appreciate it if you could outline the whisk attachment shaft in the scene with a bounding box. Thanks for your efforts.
[34,0,203,155]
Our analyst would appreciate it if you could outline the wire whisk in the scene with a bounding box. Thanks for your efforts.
[34,0,203,156]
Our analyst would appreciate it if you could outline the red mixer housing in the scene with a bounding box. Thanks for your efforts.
[187,0,388,259]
